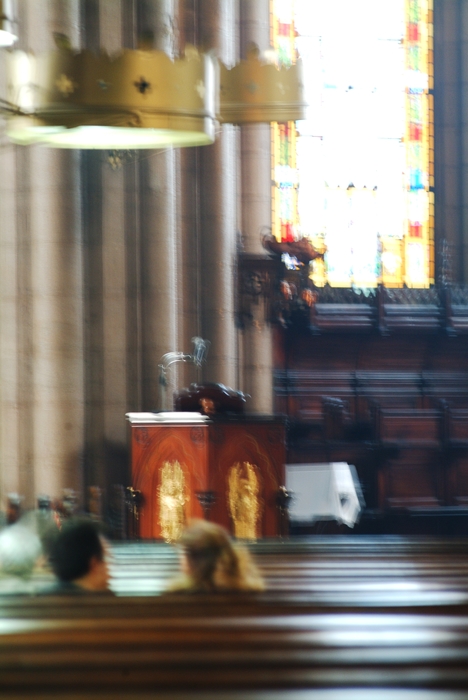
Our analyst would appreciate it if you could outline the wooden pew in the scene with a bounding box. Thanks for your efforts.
[375,408,442,449]
[311,300,376,332]
[441,405,468,507]
[3,538,468,696]
[5,537,468,608]
[355,371,424,422]
[378,286,442,334]
[3,605,468,695]
[373,407,443,510]
[422,372,468,409]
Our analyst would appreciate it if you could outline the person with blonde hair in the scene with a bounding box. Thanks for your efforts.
[169,519,265,592]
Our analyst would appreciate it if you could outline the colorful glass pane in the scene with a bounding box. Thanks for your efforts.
[270,0,434,287]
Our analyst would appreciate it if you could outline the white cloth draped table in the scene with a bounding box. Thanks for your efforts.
[285,462,363,527]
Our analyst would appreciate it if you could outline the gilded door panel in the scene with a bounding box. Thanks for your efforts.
[131,424,209,539]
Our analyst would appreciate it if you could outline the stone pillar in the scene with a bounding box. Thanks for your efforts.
[25,0,84,503]
[239,0,273,413]
[176,1,202,392]
[80,0,128,496]
[98,1,130,481]
[0,0,36,506]
[178,145,203,392]
[138,0,180,411]
[434,0,464,283]
[199,0,239,388]
[0,97,21,503]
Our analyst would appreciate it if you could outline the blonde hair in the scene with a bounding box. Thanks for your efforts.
[170,519,265,592]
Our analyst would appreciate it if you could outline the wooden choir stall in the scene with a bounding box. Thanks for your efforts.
[127,386,286,541]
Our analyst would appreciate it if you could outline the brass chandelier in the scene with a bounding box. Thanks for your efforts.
[2,35,305,149]
[6,46,218,149]
[0,0,16,47]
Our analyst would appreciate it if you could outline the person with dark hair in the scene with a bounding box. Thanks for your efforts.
[44,517,111,593]
[168,519,265,593]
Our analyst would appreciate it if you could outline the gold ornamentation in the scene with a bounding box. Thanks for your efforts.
[195,80,205,99]
[220,48,306,124]
[55,73,77,96]
[158,460,188,543]
[228,462,261,540]
[6,46,217,148]
[134,77,151,94]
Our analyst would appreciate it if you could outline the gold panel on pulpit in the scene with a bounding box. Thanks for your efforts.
[227,462,263,540]
[158,460,189,542]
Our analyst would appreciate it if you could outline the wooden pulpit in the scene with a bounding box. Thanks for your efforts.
[127,412,286,540]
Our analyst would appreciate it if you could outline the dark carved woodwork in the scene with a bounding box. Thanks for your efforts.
[378,286,443,335]
[445,285,468,334]
[375,408,442,448]
[441,405,468,507]
[237,249,468,526]
[421,372,468,408]
[311,286,377,333]
[262,235,326,265]
[174,383,247,414]
[238,250,468,336]
[275,328,468,524]
[237,255,283,327]
[373,407,444,509]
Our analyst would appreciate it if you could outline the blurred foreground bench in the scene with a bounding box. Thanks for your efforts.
[3,537,468,698]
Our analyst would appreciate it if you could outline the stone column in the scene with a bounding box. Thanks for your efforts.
[198,0,239,388]
[434,0,463,283]
[239,0,273,412]
[176,1,202,392]
[0,0,36,506]
[0,87,21,502]
[83,0,135,489]
[25,0,84,503]
[178,147,204,392]
[138,0,180,411]
[98,1,130,482]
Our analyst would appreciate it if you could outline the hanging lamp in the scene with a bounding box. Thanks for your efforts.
[6,45,217,148]
[0,0,16,47]
[219,48,306,124]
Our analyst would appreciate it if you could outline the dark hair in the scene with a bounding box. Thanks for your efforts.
[48,518,104,582]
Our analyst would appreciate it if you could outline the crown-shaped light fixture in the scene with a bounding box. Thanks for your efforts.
[6,45,217,148]
[0,0,17,47]
[4,39,307,149]
[219,48,305,124]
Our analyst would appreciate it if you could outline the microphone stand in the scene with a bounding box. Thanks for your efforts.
[158,337,210,412]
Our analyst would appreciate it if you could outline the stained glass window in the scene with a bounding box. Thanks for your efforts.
[271,0,434,288]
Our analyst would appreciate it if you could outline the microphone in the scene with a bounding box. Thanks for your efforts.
[191,337,210,367]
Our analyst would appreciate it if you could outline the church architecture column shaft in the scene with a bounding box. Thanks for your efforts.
[138,0,180,412]
[177,1,203,392]
[434,0,468,285]
[0,87,21,502]
[239,0,273,413]
[198,0,239,388]
[25,0,83,504]
[177,143,202,392]
[80,0,130,499]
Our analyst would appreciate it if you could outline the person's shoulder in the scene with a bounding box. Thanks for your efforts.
[36,581,115,595]
[0,575,36,595]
